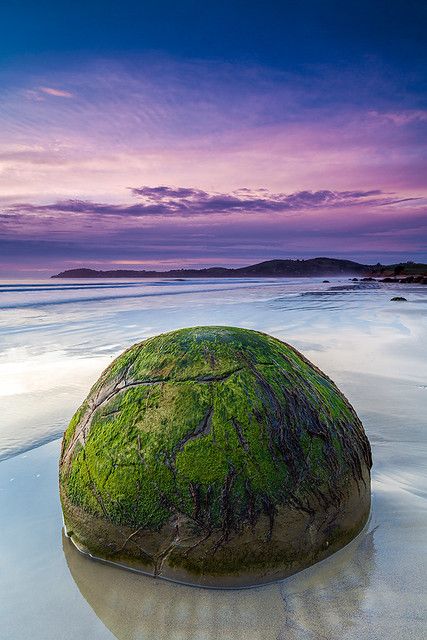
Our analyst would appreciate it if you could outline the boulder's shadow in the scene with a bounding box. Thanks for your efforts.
[63,523,376,640]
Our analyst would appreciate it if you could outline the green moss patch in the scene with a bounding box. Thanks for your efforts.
[60,326,372,538]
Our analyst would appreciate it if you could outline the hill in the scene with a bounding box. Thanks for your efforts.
[52,257,370,279]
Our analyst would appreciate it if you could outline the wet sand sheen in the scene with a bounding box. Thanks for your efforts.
[0,369,426,639]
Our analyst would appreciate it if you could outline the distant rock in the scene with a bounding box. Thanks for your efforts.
[322,280,330,283]
[371,261,427,279]
[390,297,407,302]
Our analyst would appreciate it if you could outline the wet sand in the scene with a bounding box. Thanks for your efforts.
[0,369,426,639]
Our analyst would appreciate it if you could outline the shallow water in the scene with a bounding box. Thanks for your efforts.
[1,276,426,460]
[0,277,426,639]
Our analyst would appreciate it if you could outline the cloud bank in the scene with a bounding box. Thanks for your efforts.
[5,186,417,221]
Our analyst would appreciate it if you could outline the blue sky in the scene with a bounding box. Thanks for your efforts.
[2,1,426,69]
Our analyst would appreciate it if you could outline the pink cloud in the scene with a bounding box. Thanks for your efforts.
[39,86,74,98]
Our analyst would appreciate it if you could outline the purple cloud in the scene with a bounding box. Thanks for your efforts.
[7,186,415,221]
[131,186,207,200]
[129,186,418,216]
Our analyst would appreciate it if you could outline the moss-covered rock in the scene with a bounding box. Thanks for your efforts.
[59,326,372,587]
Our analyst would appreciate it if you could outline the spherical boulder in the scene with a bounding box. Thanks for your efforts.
[59,326,372,587]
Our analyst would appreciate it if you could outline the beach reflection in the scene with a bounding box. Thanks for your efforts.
[277,526,376,639]
[63,521,376,640]
[63,532,284,639]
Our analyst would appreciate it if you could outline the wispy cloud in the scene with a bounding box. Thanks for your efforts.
[39,86,74,98]
[368,110,427,126]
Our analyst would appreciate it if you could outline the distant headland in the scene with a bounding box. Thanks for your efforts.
[51,257,427,280]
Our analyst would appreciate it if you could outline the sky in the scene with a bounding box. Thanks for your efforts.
[0,1,426,276]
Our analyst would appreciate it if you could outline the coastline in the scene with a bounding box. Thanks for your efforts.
[50,257,427,280]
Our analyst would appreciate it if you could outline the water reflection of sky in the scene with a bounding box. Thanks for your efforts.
[0,277,426,461]
[61,517,378,640]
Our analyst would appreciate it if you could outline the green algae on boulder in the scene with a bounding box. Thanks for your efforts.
[59,326,372,587]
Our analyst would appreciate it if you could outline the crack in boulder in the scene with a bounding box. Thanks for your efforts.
[62,369,242,468]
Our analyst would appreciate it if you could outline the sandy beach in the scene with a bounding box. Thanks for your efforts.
[1,277,426,639]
